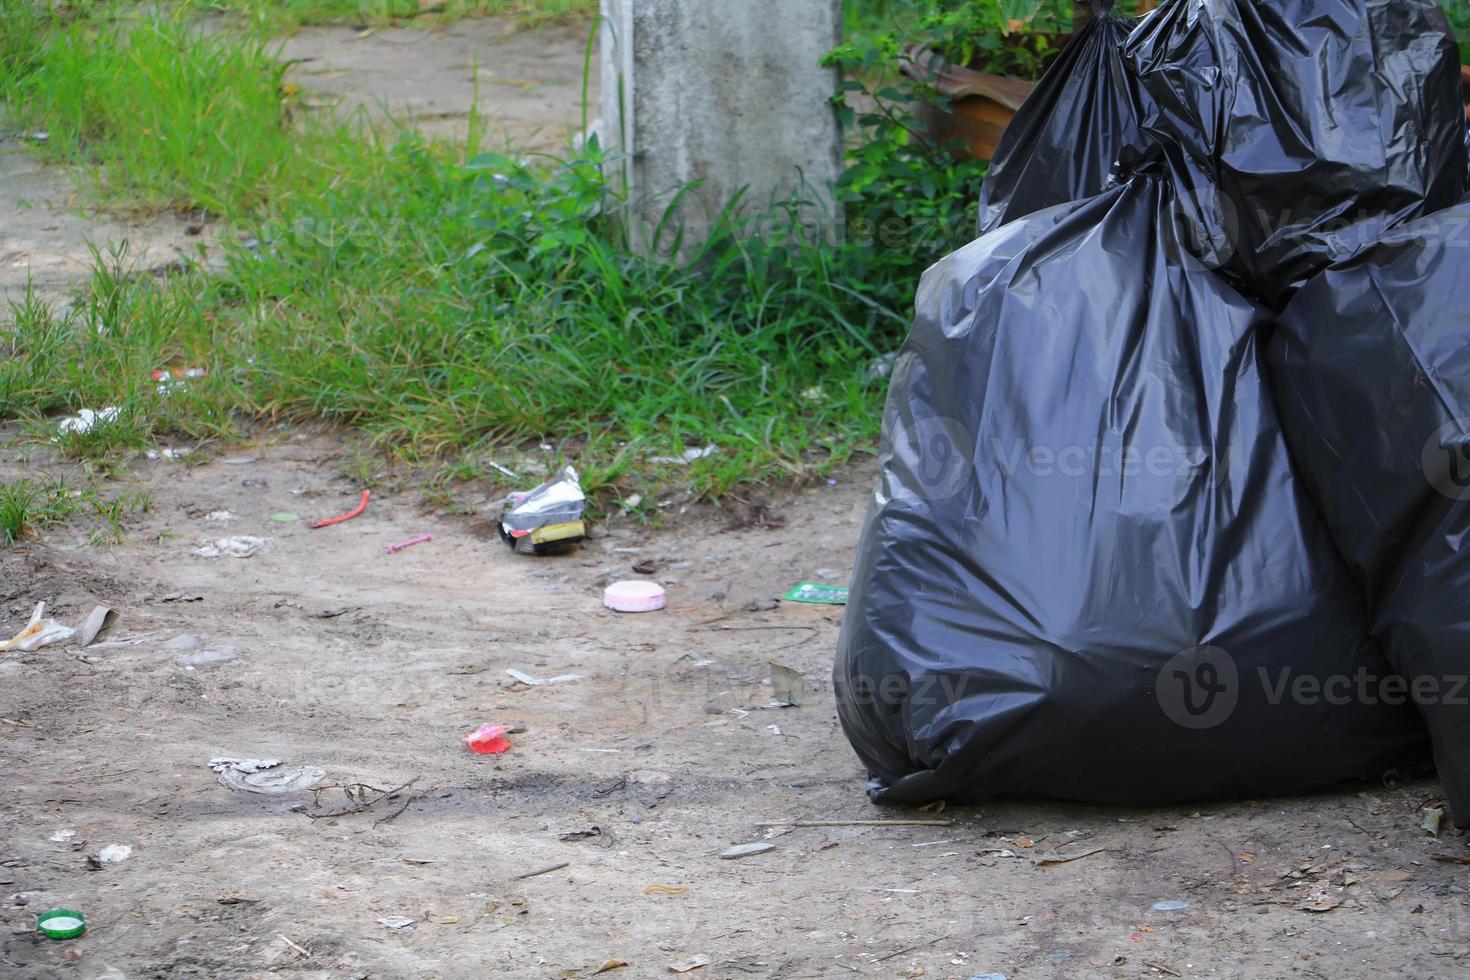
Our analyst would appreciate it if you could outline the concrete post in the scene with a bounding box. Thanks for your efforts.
[599,0,844,256]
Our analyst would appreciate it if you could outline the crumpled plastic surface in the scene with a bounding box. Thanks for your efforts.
[499,465,585,533]
[833,173,1427,807]
[0,602,76,652]
[1269,195,1470,825]
[465,724,513,755]
[1124,0,1467,308]
[209,757,325,795]
[976,0,1144,235]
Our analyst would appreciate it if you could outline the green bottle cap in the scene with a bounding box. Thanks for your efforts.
[36,909,86,940]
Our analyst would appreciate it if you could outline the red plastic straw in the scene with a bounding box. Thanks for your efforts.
[387,534,431,554]
[311,490,370,529]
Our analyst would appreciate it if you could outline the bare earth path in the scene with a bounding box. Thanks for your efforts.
[1,440,1468,979]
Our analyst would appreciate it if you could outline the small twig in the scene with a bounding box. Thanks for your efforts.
[373,794,415,827]
[757,819,954,828]
[875,934,950,962]
[278,934,310,958]
[514,862,570,880]
[306,778,418,820]
[1144,960,1182,977]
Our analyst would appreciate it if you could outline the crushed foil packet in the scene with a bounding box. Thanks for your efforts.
[498,465,587,555]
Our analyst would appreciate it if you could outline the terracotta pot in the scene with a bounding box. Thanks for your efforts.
[899,44,1035,160]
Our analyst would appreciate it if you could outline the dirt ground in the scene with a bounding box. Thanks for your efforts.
[278,19,599,151]
[3,12,1470,980]
[1,440,1469,980]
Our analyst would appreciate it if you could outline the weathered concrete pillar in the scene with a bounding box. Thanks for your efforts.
[600,0,844,255]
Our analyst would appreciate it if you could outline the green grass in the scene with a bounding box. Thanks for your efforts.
[0,473,152,546]
[198,0,598,32]
[0,3,907,505]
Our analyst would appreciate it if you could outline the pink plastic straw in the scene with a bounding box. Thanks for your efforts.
[387,534,432,554]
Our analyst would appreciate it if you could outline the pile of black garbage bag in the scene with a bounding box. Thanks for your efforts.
[836,0,1470,824]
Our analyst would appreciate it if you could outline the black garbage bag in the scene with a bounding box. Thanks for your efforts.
[975,0,1144,235]
[1269,197,1470,824]
[1124,0,1467,308]
[835,172,1428,807]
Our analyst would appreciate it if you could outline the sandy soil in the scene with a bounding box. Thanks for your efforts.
[279,18,598,151]
[0,137,211,310]
[0,438,1468,979]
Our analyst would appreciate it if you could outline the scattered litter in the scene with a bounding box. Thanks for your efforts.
[35,909,85,941]
[1151,900,1190,912]
[152,367,206,381]
[48,830,75,844]
[159,592,204,602]
[669,955,711,973]
[465,724,513,755]
[604,581,667,613]
[278,934,310,958]
[270,513,301,523]
[146,447,192,460]
[0,603,76,652]
[56,407,120,436]
[204,511,235,524]
[505,668,586,687]
[311,490,370,529]
[75,606,116,647]
[376,916,415,930]
[784,582,848,605]
[210,758,325,795]
[644,884,688,896]
[500,466,586,555]
[911,839,956,848]
[768,662,805,706]
[387,534,432,554]
[176,646,237,669]
[720,843,776,860]
[650,446,719,466]
[766,725,782,735]
[96,844,131,865]
[514,862,570,880]
[594,962,629,975]
[220,458,257,466]
[194,536,265,558]
[489,460,517,478]
[1422,807,1445,836]
[1033,846,1109,866]
[22,130,49,143]
[560,827,606,842]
